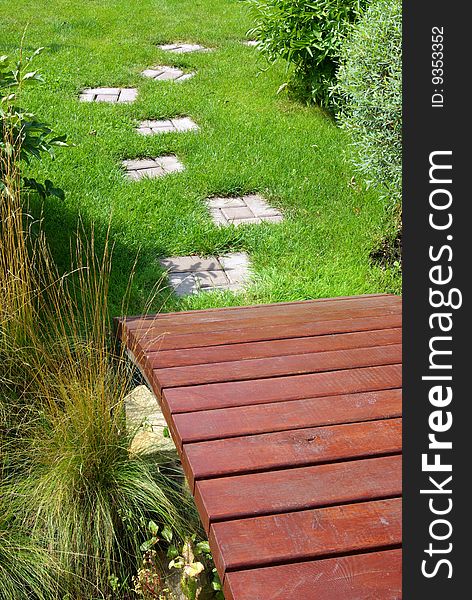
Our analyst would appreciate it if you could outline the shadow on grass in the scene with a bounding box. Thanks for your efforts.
[30,194,171,318]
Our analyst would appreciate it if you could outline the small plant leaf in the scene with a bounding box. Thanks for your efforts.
[183,562,204,578]
[148,520,159,536]
[195,541,210,555]
[167,544,179,559]
[161,525,173,543]
[169,557,184,570]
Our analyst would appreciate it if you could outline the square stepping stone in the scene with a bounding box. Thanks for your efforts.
[79,87,137,103]
[160,252,251,297]
[141,65,195,82]
[136,117,199,135]
[123,156,184,180]
[207,194,283,226]
[158,43,211,54]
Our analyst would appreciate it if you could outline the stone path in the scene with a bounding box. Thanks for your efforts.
[158,43,210,53]
[79,35,279,298]
[141,65,195,82]
[160,253,251,296]
[79,87,137,103]
[207,194,283,226]
[136,117,199,135]
[123,156,184,180]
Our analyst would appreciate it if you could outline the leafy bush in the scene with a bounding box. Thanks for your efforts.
[246,0,366,105]
[335,0,402,207]
[1,49,68,200]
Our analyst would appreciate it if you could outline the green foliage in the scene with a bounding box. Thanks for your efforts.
[1,0,401,313]
[246,0,366,105]
[0,491,61,600]
[1,163,196,598]
[335,0,402,207]
[134,531,223,600]
[0,49,69,199]
[168,536,224,600]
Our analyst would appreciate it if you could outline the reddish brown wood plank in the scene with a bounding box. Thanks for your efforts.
[195,455,401,531]
[163,364,402,414]
[182,418,401,487]
[171,389,402,447]
[148,327,401,369]
[154,344,401,391]
[135,307,401,346]
[116,294,404,599]
[121,294,400,332]
[128,312,401,352]
[223,549,402,600]
[127,296,400,340]
[209,497,402,575]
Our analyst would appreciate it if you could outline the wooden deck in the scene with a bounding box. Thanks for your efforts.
[116,294,402,599]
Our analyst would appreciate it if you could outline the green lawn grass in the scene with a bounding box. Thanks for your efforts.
[0,0,401,316]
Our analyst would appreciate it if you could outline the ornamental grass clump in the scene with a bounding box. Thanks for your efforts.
[1,166,195,599]
[1,130,62,600]
[1,49,197,599]
[19,236,193,597]
[0,496,61,600]
[1,179,195,597]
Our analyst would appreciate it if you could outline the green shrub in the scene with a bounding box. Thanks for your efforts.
[246,0,366,105]
[1,49,69,200]
[335,0,402,207]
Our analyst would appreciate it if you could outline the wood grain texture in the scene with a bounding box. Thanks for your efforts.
[148,328,401,369]
[154,344,402,391]
[163,364,402,413]
[182,418,401,487]
[209,497,402,574]
[121,294,400,332]
[134,313,402,352]
[195,455,401,531]
[171,389,402,447]
[224,549,402,600]
[132,302,401,344]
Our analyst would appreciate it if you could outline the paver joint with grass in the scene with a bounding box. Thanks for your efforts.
[136,117,199,135]
[158,42,211,53]
[160,253,251,296]
[141,65,195,82]
[207,194,283,226]
[79,87,138,103]
[123,156,185,180]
